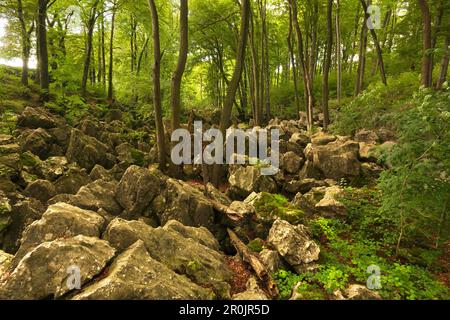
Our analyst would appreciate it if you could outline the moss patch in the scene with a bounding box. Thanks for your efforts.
[254,192,304,224]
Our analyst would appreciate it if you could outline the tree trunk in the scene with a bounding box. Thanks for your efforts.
[287,4,300,117]
[322,0,333,131]
[38,0,50,101]
[212,0,250,186]
[360,0,387,85]
[355,13,368,95]
[289,0,313,131]
[81,2,99,97]
[336,0,342,106]
[149,0,167,170]
[108,3,117,101]
[249,8,261,126]
[417,0,433,87]
[17,0,31,86]
[436,18,449,90]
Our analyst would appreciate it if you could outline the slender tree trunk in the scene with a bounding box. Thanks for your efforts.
[323,0,333,131]
[171,0,188,132]
[360,0,387,85]
[287,4,300,117]
[17,0,31,86]
[436,18,449,90]
[149,0,167,170]
[81,3,99,97]
[355,13,368,95]
[101,15,106,89]
[249,9,261,126]
[38,0,50,101]
[289,0,314,131]
[336,0,342,105]
[212,0,250,186]
[108,3,117,101]
[417,0,433,87]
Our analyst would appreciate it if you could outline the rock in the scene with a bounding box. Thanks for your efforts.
[315,186,347,217]
[299,160,323,180]
[361,162,384,181]
[296,178,329,194]
[103,218,232,298]
[292,187,326,214]
[163,220,220,252]
[0,134,14,145]
[282,152,304,174]
[0,143,20,156]
[304,143,314,161]
[279,140,303,156]
[115,143,146,167]
[17,107,59,129]
[0,153,21,180]
[268,219,320,271]
[66,128,116,171]
[0,236,115,300]
[313,140,361,180]
[54,166,91,195]
[48,125,71,150]
[376,128,396,142]
[73,241,213,300]
[289,132,310,147]
[229,201,255,218]
[354,129,379,144]
[13,203,105,266]
[67,179,122,215]
[18,128,54,160]
[359,142,378,162]
[206,183,232,206]
[153,179,215,229]
[232,277,268,300]
[1,197,45,254]
[259,249,285,274]
[37,156,68,181]
[346,284,382,300]
[90,164,115,182]
[24,179,56,203]
[0,192,12,235]
[78,118,101,139]
[250,192,303,225]
[311,132,337,146]
[116,166,161,218]
[105,109,122,122]
[228,166,277,199]
[0,250,13,280]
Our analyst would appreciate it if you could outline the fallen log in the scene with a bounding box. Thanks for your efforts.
[227,228,279,298]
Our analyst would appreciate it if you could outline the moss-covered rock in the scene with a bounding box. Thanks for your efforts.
[253,192,304,225]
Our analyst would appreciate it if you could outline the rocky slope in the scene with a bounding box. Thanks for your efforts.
[0,106,392,300]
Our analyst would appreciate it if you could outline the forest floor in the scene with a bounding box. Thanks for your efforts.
[0,65,448,300]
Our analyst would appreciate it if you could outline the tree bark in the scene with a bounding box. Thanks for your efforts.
[108,2,117,101]
[322,0,333,131]
[171,0,189,132]
[81,1,99,97]
[149,0,167,170]
[336,0,342,105]
[355,12,368,95]
[17,0,32,86]
[289,0,313,131]
[436,17,449,90]
[287,4,300,117]
[212,0,250,186]
[417,0,433,87]
[38,0,50,101]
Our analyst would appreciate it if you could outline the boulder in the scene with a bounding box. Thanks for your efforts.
[315,186,347,217]
[0,153,21,180]
[54,166,91,195]
[115,143,146,167]
[1,197,45,254]
[37,156,68,181]
[346,284,382,300]
[259,249,285,274]
[103,218,232,298]
[0,134,14,145]
[0,192,12,235]
[17,107,59,129]
[313,140,361,180]
[232,277,268,300]
[289,132,310,147]
[299,160,323,180]
[359,142,378,162]
[0,250,13,280]
[0,143,19,156]
[0,236,115,300]
[152,179,215,229]
[13,203,105,266]
[311,132,337,146]
[163,220,220,252]
[116,166,161,218]
[66,128,116,171]
[292,187,327,214]
[268,219,320,272]
[73,241,214,300]
[90,164,115,182]
[18,128,54,160]
[24,179,56,203]
[228,166,277,199]
[354,129,379,144]
[65,179,122,215]
[282,151,304,174]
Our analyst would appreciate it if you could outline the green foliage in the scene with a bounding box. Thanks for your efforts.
[273,269,305,300]
[247,238,264,253]
[45,95,90,125]
[332,72,418,135]
[378,89,450,249]
[254,193,304,224]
